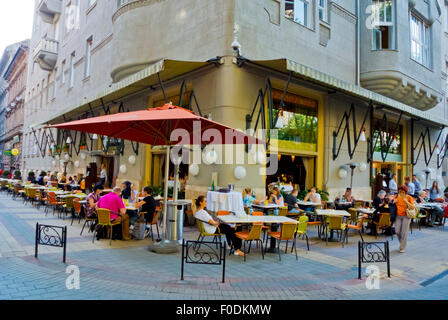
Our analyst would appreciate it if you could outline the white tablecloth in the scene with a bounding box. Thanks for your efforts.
[206,191,245,214]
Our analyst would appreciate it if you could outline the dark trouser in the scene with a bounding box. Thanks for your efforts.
[429,207,443,225]
[219,223,242,250]
[100,178,106,186]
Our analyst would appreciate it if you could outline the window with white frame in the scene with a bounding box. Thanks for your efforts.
[285,0,309,27]
[410,13,431,67]
[84,37,92,78]
[371,0,395,50]
[69,52,75,88]
[319,0,328,22]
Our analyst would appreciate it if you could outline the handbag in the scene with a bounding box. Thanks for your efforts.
[406,197,417,219]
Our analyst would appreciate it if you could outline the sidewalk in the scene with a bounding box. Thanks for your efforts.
[0,192,447,300]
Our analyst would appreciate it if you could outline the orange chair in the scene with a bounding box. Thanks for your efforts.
[265,222,298,261]
[45,192,64,216]
[235,223,264,262]
[217,210,231,216]
[343,214,366,244]
[71,198,82,226]
[251,211,269,242]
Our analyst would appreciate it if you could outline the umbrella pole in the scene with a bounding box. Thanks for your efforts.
[149,145,179,253]
[162,145,170,238]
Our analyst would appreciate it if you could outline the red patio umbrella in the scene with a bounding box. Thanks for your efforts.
[49,104,261,146]
[48,103,263,252]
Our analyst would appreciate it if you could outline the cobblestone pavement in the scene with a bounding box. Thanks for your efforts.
[0,192,447,300]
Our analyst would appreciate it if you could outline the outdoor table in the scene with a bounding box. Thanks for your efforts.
[251,203,282,214]
[315,209,350,241]
[206,191,245,214]
[356,208,376,215]
[297,201,322,212]
[218,214,298,253]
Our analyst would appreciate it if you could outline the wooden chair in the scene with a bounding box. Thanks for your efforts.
[265,222,298,261]
[80,209,97,236]
[235,222,264,262]
[347,208,360,225]
[45,192,65,216]
[143,210,161,241]
[71,198,82,226]
[279,207,289,217]
[251,211,269,242]
[344,215,366,244]
[325,216,347,247]
[374,213,393,239]
[92,208,121,245]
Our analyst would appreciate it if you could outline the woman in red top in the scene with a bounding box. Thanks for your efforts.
[394,185,415,253]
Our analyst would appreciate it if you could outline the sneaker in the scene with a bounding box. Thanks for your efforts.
[399,249,405,253]
[234,250,245,256]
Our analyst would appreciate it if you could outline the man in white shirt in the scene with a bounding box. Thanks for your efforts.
[389,174,398,194]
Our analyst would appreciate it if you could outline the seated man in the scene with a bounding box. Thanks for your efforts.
[96,186,131,240]
[284,189,301,214]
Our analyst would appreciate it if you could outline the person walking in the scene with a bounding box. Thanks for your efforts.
[394,185,415,253]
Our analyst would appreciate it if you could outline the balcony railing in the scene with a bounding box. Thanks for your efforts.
[38,0,62,24]
[33,38,59,72]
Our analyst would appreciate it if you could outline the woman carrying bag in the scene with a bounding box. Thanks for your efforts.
[394,185,416,253]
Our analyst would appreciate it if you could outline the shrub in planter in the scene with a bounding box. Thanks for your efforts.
[2,170,10,178]
[13,170,21,179]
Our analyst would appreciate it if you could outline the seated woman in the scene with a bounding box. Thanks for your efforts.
[194,196,245,257]
[269,187,284,216]
[335,188,355,210]
[134,186,156,225]
[242,188,256,214]
[86,184,104,220]
[368,190,389,235]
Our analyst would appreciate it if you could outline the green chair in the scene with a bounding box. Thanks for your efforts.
[63,196,76,220]
[292,215,310,251]
[196,219,223,244]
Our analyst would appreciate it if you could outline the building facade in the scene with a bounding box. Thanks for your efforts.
[23,0,448,200]
[2,42,29,173]
[0,42,25,171]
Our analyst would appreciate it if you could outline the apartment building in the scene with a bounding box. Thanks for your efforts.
[2,42,29,172]
[0,41,26,171]
[23,0,448,200]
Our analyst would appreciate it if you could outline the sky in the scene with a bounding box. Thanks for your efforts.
[0,0,34,55]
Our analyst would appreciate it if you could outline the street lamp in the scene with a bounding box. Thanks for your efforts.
[348,162,358,190]
[424,168,432,189]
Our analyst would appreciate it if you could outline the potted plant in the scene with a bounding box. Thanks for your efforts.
[62,145,70,152]
[13,170,21,180]
[56,145,61,153]
[2,170,10,178]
